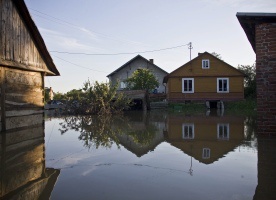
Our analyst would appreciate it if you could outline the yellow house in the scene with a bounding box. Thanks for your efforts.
[164,52,245,103]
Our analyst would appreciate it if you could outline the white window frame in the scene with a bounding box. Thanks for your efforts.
[217,78,229,93]
[217,123,230,140]
[182,123,194,139]
[202,148,211,159]
[202,59,210,69]
[182,78,194,93]
[120,81,126,89]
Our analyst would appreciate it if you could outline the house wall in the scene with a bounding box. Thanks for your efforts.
[255,23,276,135]
[167,76,244,101]
[109,57,167,93]
[167,53,244,102]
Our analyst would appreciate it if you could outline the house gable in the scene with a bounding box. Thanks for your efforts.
[0,0,59,76]
[107,55,168,92]
[167,52,244,78]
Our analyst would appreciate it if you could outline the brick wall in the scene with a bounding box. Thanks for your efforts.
[255,23,276,135]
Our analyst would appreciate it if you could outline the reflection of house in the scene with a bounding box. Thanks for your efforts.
[164,52,245,103]
[107,55,168,93]
[114,111,165,157]
[0,0,59,131]
[164,114,245,164]
[0,126,60,199]
[237,13,276,135]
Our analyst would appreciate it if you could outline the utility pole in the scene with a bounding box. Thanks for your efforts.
[188,42,193,61]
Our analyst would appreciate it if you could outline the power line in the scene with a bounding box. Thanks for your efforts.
[52,55,108,73]
[50,43,190,56]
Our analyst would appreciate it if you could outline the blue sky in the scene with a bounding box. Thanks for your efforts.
[24,0,275,93]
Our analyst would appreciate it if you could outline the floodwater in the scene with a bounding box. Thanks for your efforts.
[1,110,276,200]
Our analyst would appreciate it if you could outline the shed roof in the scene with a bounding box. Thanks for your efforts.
[107,55,168,77]
[12,0,60,76]
[236,12,276,52]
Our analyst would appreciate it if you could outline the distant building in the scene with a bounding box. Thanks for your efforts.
[107,55,168,93]
[237,12,276,135]
[164,52,245,104]
[0,0,60,131]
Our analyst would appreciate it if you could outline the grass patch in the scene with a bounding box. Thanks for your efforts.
[224,99,256,115]
[168,102,205,113]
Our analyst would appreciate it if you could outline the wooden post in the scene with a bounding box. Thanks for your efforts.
[1,68,6,132]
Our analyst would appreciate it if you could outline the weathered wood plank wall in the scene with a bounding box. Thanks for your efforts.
[0,0,48,72]
[0,67,44,131]
[0,0,48,131]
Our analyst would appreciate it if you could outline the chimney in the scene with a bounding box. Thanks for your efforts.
[149,59,154,64]
[198,53,203,56]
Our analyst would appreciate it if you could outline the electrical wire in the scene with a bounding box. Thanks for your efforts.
[50,43,190,56]
[52,55,108,73]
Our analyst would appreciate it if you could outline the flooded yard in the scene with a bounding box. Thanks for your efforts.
[1,110,276,199]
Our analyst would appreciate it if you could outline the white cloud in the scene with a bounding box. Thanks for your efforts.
[39,27,103,52]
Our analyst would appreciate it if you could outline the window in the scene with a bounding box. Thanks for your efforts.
[202,148,211,159]
[120,81,126,89]
[202,59,210,69]
[182,124,194,139]
[217,124,229,140]
[182,78,194,93]
[217,78,229,93]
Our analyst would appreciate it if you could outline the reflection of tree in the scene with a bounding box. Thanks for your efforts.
[128,124,158,145]
[243,115,257,149]
[59,114,159,149]
[59,115,126,149]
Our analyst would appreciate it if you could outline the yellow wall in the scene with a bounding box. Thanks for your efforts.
[167,52,244,101]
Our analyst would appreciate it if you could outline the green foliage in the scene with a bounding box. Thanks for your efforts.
[124,68,159,92]
[66,89,83,101]
[71,80,131,115]
[211,52,223,60]
[53,92,67,100]
[225,99,256,112]
[44,88,50,103]
[238,64,256,99]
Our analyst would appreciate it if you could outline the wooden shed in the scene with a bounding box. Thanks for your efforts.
[0,0,60,132]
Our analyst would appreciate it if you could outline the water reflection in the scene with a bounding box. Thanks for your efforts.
[254,136,276,200]
[0,126,59,199]
[164,113,246,164]
[56,110,256,161]
[58,111,165,157]
[44,110,276,200]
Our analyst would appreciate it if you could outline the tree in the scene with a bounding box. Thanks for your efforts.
[238,64,256,99]
[124,68,159,92]
[211,52,223,60]
[73,80,131,115]
[53,92,67,100]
